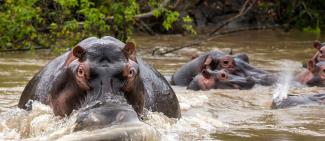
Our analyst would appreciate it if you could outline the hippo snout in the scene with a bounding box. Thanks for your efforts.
[74,102,139,131]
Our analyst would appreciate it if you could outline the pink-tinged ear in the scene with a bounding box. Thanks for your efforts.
[123,42,136,61]
[201,55,213,71]
[72,45,86,59]
[204,56,213,66]
[313,40,322,50]
[64,46,86,67]
[307,59,316,73]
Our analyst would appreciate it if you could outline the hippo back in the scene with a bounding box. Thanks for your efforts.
[138,58,181,118]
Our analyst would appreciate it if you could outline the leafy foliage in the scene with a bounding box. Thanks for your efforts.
[0,0,196,51]
[257,0,325,35]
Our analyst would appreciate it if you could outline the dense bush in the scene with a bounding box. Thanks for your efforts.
[0,0,194,51]
[257,0,325,35]
[0,0,324,51]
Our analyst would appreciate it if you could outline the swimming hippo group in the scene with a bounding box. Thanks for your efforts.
[272,40,325,109]
[171,51,275,90]
[17,37,325,132]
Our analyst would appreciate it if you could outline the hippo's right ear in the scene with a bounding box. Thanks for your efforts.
[313,40,322,50]
[123,42,136,61]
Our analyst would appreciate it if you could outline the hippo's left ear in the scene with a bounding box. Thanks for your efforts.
[123,42,136,61]
[64,45,86,67]
[204,56,213,66]
[72,46,87,59]
[201,55,213,70]
[307,59,316,72]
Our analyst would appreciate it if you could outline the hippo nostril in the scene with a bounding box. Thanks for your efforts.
[218,72,228,80]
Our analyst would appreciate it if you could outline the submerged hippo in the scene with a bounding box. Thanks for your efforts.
[18,36,181,123]
[187,68,255,90]
[306,40,325,72]
[171,51,275,90]
[296,61,325,87]
[272,93,325,109]
[295,41,325,87]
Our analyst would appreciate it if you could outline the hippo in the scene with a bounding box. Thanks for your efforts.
[170,51,250,86]
[18,36,181,122]
[296,61,325,87]
[171,51,275,87]
[187,68,255,90]
[306,40,325,72]
[74,100,138,131]
[272,93,325,109]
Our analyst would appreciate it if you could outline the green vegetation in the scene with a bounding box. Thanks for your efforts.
[258,0,325,35]
[0,0,325,51]
[0,0,195,51]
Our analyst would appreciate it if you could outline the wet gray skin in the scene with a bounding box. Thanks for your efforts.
[306,61,325,87]
[171,51,225,86]
[232,57,276,86]
[19,37,134,116]
[272,93,325,109]
[74,100,139,131]
[187,69,255,91]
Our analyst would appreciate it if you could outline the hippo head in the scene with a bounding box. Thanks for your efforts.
[203,53,249,74]
[313,40,325,61]
[48,37,144,116]
[306,61,325,87]
[187,69,255,91]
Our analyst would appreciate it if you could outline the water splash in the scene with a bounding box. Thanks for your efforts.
[273,60,300,103]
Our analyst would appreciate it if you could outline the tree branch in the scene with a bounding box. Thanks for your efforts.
[209,0,257,36]
[152,25,278,56]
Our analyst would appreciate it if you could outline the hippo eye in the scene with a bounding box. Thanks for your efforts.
[128,69,136,78]
[320,50,323,54]
[223,61,229,65]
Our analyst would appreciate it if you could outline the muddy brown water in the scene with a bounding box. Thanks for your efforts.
[1,29,325,140]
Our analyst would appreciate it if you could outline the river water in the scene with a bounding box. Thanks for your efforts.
[1,30,325,140]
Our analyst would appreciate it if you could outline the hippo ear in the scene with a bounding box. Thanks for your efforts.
[123,42,136,61]
[191,53,199,60]
[201,69,211,79]
[313,40,322,50]
[229,48,233,55]
[64,46,86,67]
[307,59,316,72]
[203,56,213,66]
[72,45,86,59]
